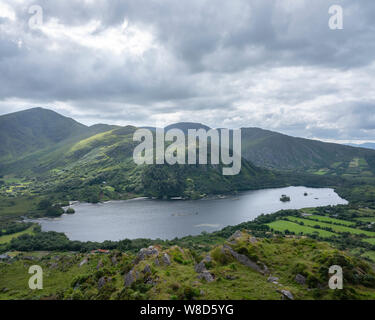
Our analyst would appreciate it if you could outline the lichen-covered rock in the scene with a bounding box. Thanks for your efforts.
[143,264,152,274]
[111,256,117,266]
[295,274,306,285]
[268,276,279,283]
[124,269,139,287]
[162,253,171,266]
[96,259,104,270]
[79,258,88,268]
[134,246,159,264]
[278,289,294,300]
[198,271,214,282]
[222,244,268,275]
[98,277,107,290]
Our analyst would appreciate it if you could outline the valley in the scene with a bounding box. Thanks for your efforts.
[1,108,375,300]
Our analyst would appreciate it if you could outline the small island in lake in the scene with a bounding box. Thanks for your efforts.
[280,194,291,202]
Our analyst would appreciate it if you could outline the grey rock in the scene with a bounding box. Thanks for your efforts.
[143,264,152,274]
[79,258,88,267]
[49,262,58,269]
[111,256,117,265]
[229,230,243,241]
[195,261,207,273]
[295,274,306,285]
[222,244,268,275]
[98,277,107,290]
[0,254,10,260]
[154,258,160,266]
[279,289,294,300]
[225,275,237,280]
[124,269,137,287]
[197,271,214,282]
[268,276,279,283]
[96,259,104,270]
[249,237,258,244]
[135,246,159,264]
[162,253,171,266]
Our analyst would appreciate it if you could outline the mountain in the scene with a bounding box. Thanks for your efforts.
[165,122,210,134]
[1,108,374,201]
[240,128,375,179]
[0,108,119,167]
[346,143,375,150]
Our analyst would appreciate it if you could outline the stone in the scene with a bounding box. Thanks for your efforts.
[195,261,207,273]
[143,264,152,274]
[279,289,294,300]
[111,256,117,265]
[268,276,279,283]
[124,269,137,287]
[79,258,88,267]
[98,277,107,290]
[96,259,104,270]
[198,271,214,282]
[222,244,268,275]
[249,237,258,244]
[162,253,171,266]
[295,274,306,285]
[154,258,160,266]
[135,246,159,264]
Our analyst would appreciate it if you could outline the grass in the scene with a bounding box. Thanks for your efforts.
[302,214,355,226]
[286,216,375,237]
[363,238,375,245]
[0,226,35,244]
[267,220,335,238]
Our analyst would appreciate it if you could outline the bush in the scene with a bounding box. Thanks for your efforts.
[66,207,75,214]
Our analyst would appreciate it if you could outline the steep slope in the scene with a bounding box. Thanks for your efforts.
[346,143,375,150]
[0,108,88,163]
[241,127,375,177]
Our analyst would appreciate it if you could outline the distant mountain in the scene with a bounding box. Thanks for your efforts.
[0,108,118,164]
[1,108,375,185]
[240,127,375,175]
[165,122,210,134]
[346,143,375,150]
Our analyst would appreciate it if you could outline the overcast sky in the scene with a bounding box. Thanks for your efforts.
[0,0,374,143]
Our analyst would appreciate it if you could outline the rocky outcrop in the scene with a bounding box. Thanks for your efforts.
[162,253,171,266]
[134,246,159,264]
[124,269,140,287]
[295,274,306,285]
[267,276,279,283]
[98,277,108,290]
[143,264,152,275]
[194,255,214,282]
[278,289,294,300]
[96,259,104,270]
[222,244,268,275]
[79,257,88,268]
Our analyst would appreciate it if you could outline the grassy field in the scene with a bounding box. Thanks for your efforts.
[363,238,375,245]
[286,216,375,237]
[302,215,355,226]
[0,226,35,244]
[267,220,336,238]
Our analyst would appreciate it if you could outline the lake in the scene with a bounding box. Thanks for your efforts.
[34,186,347,241]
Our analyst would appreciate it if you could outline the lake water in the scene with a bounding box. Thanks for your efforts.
[34,186,347,242]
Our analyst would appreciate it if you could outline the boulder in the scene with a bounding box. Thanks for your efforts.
[98,277,107,290]
[268,276,279,283]
[295,274,306,285]
[135,246,159,264]
[124,269,139,287]
[222,244,268,275]
[198,271,214,282]
[111,256,117,265]
[96,259,104,270]
[79,258,88,268]
[143,264,152,274]
[162,253,171,266]
[279,289,294,300]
